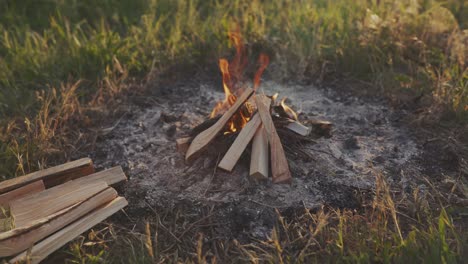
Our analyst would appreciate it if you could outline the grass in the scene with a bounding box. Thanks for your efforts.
[0,0,466,177]
[0,0,467,263]
[61,173,467,263]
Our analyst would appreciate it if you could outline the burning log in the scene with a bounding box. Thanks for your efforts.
[286,120,311,136]
[255,95,292,184]
[189,116,221,137]
[185,87,254,162]
[250,125,269,180]
[218,112,268,171]
[178,30,328,184]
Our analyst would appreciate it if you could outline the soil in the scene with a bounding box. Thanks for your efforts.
[90,79,464,241]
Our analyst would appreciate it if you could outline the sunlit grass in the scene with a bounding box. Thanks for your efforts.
[62,174,466,263]
[0,1,466,262]
[1,0,466,179]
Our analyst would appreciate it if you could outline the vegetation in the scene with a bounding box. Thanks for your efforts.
[60,174,467,263]
[0,0,466,263]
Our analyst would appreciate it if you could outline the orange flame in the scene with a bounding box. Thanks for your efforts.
[210,59,237,118]
[227,30,246,87]
[280,97,298,121]
[210,30,272,134]
[254,54,270,91]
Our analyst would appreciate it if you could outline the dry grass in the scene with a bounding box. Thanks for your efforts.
[1,0,466,178]
[56,173,467,263]
[0,0,467,262]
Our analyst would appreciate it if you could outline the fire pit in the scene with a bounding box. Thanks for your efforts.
[177,32,329,183]
[92,29,419,220]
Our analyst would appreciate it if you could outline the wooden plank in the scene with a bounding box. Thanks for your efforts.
[218,113,265,172]
[0,181,45,210]
[9,197,128,264]
[0,158,94,194]
[250,125,269,180]
[10,181,108,228]
[255,95,292,184]
[286,121,311,136]
[176,137,192,154]
[0,187,117,257]
[71,166,127,187]
[186,88,254,162]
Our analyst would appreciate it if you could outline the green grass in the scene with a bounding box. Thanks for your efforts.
[1,0,467,178]
[0,0,467,262]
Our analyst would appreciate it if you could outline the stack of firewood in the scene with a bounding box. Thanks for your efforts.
[177,88,325,184]
[0,158,127,263]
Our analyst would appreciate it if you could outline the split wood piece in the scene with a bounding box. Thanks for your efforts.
[176,137,192,154]
[71,166,127,187]
[0,180,45,210]
[250,124,269,180]
[255,95,292,184]
[10,181,108,228]
[218,112,266,171]
[0,188,117,257]
[286,121,311,136]
[0,158,94,194]
[10,197,128,264]
[185,88,254,162]
[309,119,332,137]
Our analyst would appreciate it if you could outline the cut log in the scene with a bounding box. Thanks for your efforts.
[10,181,108,228]
[250,124,269,180]
[218,113,265,172]
[176,137,192,154]
[186,88,254,162]
[255,95,292,184]
[71,166,127,187]
[309,119,332,137]
[0,180,45,210]
[0,158,94,194]
[286,121,311,136]
[9,197,128,264]
[0,187,117,257]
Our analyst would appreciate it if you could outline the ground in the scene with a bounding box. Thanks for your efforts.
[1,1,466,262]
[87,77,462,246]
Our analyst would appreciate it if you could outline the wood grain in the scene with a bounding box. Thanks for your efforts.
[0,158,94,194]
[218,113,264,172]
[0,180,45,210]
[250,124,269,180]
[255,95,292,184]
[0,187,117,257]
[186,88,254,162]
[9,197,128,264]
[71,166,127,187]
[10,181,108,228]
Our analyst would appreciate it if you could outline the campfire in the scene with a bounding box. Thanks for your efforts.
[177,31,330,184]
